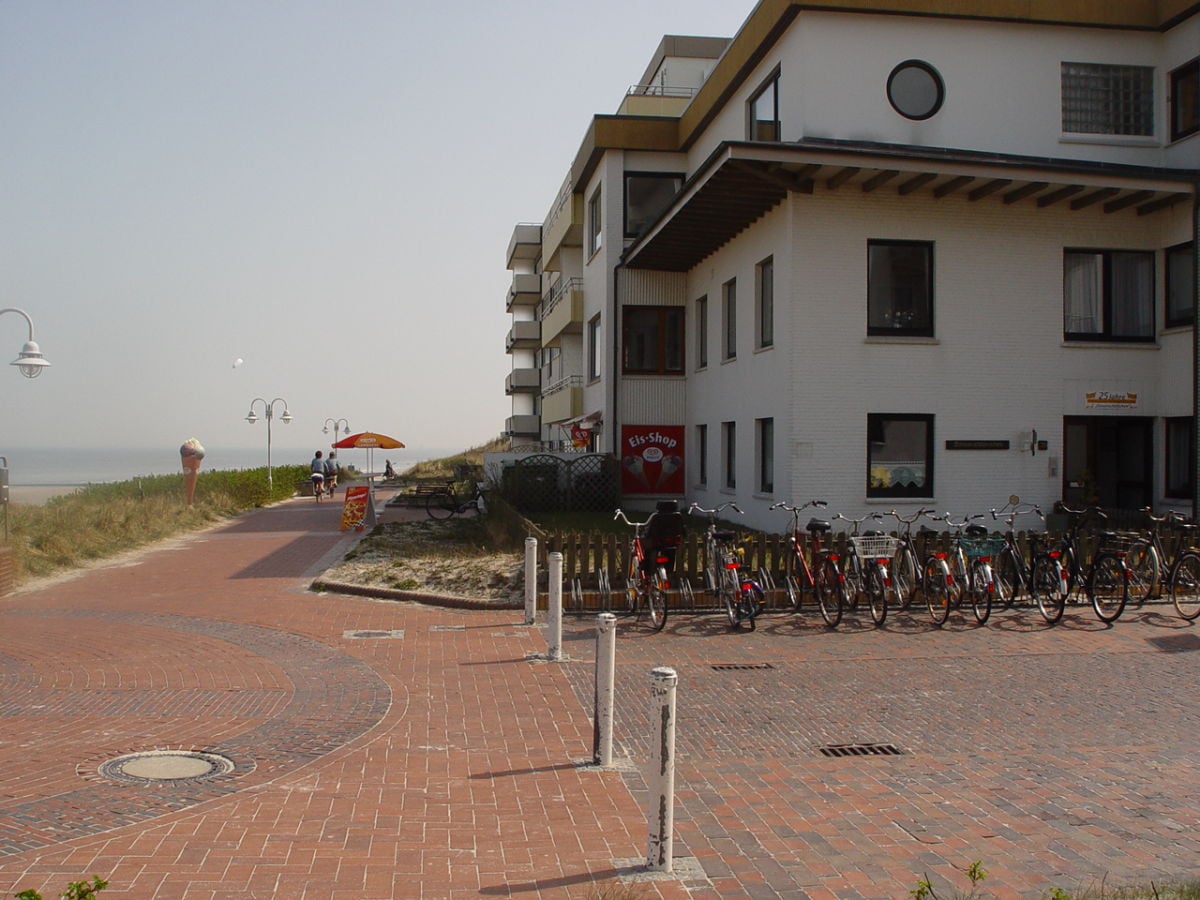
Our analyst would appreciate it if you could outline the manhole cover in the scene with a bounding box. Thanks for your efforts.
[98,750,236,785]
[818,742,904,758]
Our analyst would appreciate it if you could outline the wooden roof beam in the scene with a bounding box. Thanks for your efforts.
[1037,185,1085,207]
[898,172,938,196]
[1137,194,1186,216]
[1070,187,1121,210]
[1103,190,1154,213]
[968,179,1011,201]
[826,167,860,190]
[1003,182,1048,204]
[861,170,899,193]
[933,175,974,198]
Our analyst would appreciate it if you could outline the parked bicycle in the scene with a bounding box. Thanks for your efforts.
[613,508,681,632]
[689,502,765,630]
[425,479,488,520]
[884,507,936,611]
[1122,508,1200,620]
[990,500,1062,622]
[930,514,999,626]
[770,500,847,628]
[833,512,891,627]
[1039,505,1130,625]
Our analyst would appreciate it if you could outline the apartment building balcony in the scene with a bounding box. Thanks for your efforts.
[506,320,541,352]
[505,414,540,438]
[507,273,540,312]
[505,367,540,395]
[617,84,696,117]
[506,222,542,270]
[540,278,584,348]
[542,177,583,272]
[541,375,583,424]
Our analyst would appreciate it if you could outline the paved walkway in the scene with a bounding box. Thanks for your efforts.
[1,494,1198,898]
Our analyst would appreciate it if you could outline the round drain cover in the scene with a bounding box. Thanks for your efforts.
[99,750,235,785]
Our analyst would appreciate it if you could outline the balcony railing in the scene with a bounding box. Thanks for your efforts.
[542,173,583,271]
[541,376,583,424]
[617,84,698,117]
[541,278,584,347]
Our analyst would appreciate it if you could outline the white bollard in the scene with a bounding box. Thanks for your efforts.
[593,613,617,766]
[524,537,538,625]
[547,552,563,661]
[647,666,677,873]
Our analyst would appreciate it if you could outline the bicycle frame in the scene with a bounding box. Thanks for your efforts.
[770,499,845,627]
[689,502,763,630]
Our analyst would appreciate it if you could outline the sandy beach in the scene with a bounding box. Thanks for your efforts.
[7,485,81,505]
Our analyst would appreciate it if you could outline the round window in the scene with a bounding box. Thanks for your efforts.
[887,60,944,120]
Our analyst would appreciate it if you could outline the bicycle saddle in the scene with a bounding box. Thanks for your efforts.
[806,518,831,533]
[713,530,737,541]
[965,524,988,538]
[862,529,884,537]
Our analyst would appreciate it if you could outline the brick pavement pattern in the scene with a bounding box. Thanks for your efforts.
[0,493,1197,898]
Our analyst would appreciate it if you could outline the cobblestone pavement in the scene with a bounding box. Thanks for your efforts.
[1,494,1198,899]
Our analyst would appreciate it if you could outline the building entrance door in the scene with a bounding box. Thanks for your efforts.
[1063,416,1153,510]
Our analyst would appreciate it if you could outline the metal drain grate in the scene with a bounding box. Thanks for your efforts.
[818,742,903,758]
[430,625,466,632]
[711,663,775,671]
[343,629,405,640]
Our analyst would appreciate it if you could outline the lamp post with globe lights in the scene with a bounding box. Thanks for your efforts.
[245,398,292,492]
[1,308,51,378]
[323,418,350,446]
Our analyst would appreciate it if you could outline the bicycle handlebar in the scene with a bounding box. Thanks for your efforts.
[768,500,827,513]
[885,507,935,526]
[833,512,883,528]
[613,508,652,529]
[687,501,744,517]
[991,503,1044,524]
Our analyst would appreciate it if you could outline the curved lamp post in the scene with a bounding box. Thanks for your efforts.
[323,417,350,446]
[245,397,292,492]
[0,308,51,378]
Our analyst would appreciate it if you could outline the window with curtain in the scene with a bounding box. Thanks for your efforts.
[1064,249,1154,341]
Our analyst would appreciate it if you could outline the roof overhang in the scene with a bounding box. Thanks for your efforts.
[622,139,1200,272]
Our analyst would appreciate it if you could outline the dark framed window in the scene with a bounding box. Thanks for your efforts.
[1170,57,1199,142]
[868,240,933,336]
[1166,417,1194,499]
[696,423,708,487]
[622,306,684,375]
[587,187,602,255]
[1166,242,1195,328]
[624,172,683,238]
[756,257,774,349]
[722,421,736,489]
[722,279,737,360]
[887,60,944,120]
[867,414,934,498]
[695,295,708,369]
[1063,249,1154,341]
[587,314,601,380]
[757,417,774,494]
[1061,62,1154,136]
[748,72,780,141]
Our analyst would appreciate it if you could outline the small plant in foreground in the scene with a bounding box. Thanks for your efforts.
[15,875,108,900]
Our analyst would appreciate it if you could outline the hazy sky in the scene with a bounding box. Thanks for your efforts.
[1,0,748,454]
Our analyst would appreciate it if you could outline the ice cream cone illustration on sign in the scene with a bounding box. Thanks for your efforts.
[180,438,205,507]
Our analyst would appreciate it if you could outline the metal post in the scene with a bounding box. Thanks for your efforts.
[547,551,563,661]
[524,537,538,625]
[593,613,617,766]
[647,666,677,873]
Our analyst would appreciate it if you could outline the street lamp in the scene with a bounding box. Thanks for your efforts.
[323,417,350,445]
[245,397,292,492]
[0,308,51,378]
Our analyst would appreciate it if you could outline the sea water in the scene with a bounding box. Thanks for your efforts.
[0,446,436,487]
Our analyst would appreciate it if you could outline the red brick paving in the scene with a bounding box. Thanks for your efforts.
[1,494,1198,898]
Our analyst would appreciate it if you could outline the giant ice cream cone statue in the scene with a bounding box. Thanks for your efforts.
[180,438,205,507]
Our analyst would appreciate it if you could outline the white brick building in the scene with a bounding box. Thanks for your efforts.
[506,0,1199,530]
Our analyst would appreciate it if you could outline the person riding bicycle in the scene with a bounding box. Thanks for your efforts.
[323,450,338,497]
[641,500,686,574]
[309,450,326,497]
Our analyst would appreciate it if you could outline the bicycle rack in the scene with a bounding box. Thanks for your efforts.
[758,568,776,591]
[597,568,611,610]
[677,576,696,609]
[570,577,584,610]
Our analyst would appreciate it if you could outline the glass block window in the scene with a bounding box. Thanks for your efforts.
[1061,63,1154,136]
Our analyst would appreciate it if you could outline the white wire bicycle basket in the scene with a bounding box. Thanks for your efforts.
[850,534,900,560]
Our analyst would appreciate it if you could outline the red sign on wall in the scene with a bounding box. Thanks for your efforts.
[620,425,685,495]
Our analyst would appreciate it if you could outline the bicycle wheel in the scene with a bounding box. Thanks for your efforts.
[815,558,844,628]
[968,558,993,625]
[993,547,1020,610]
[1089,553,1129,623]
[842,555,863,610]
[783,551,803,611]
[924,557,951,627]
[892,547,918,611]
[425,490,456,520]
[1124,540,1159,606]
[647,567,668,632]
[739,582,764,631]
[866,564,888,626]
[948,547,969,607]
[720,570,741,628]
[1171,552,1200,620]
[1031,554,1066,625]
